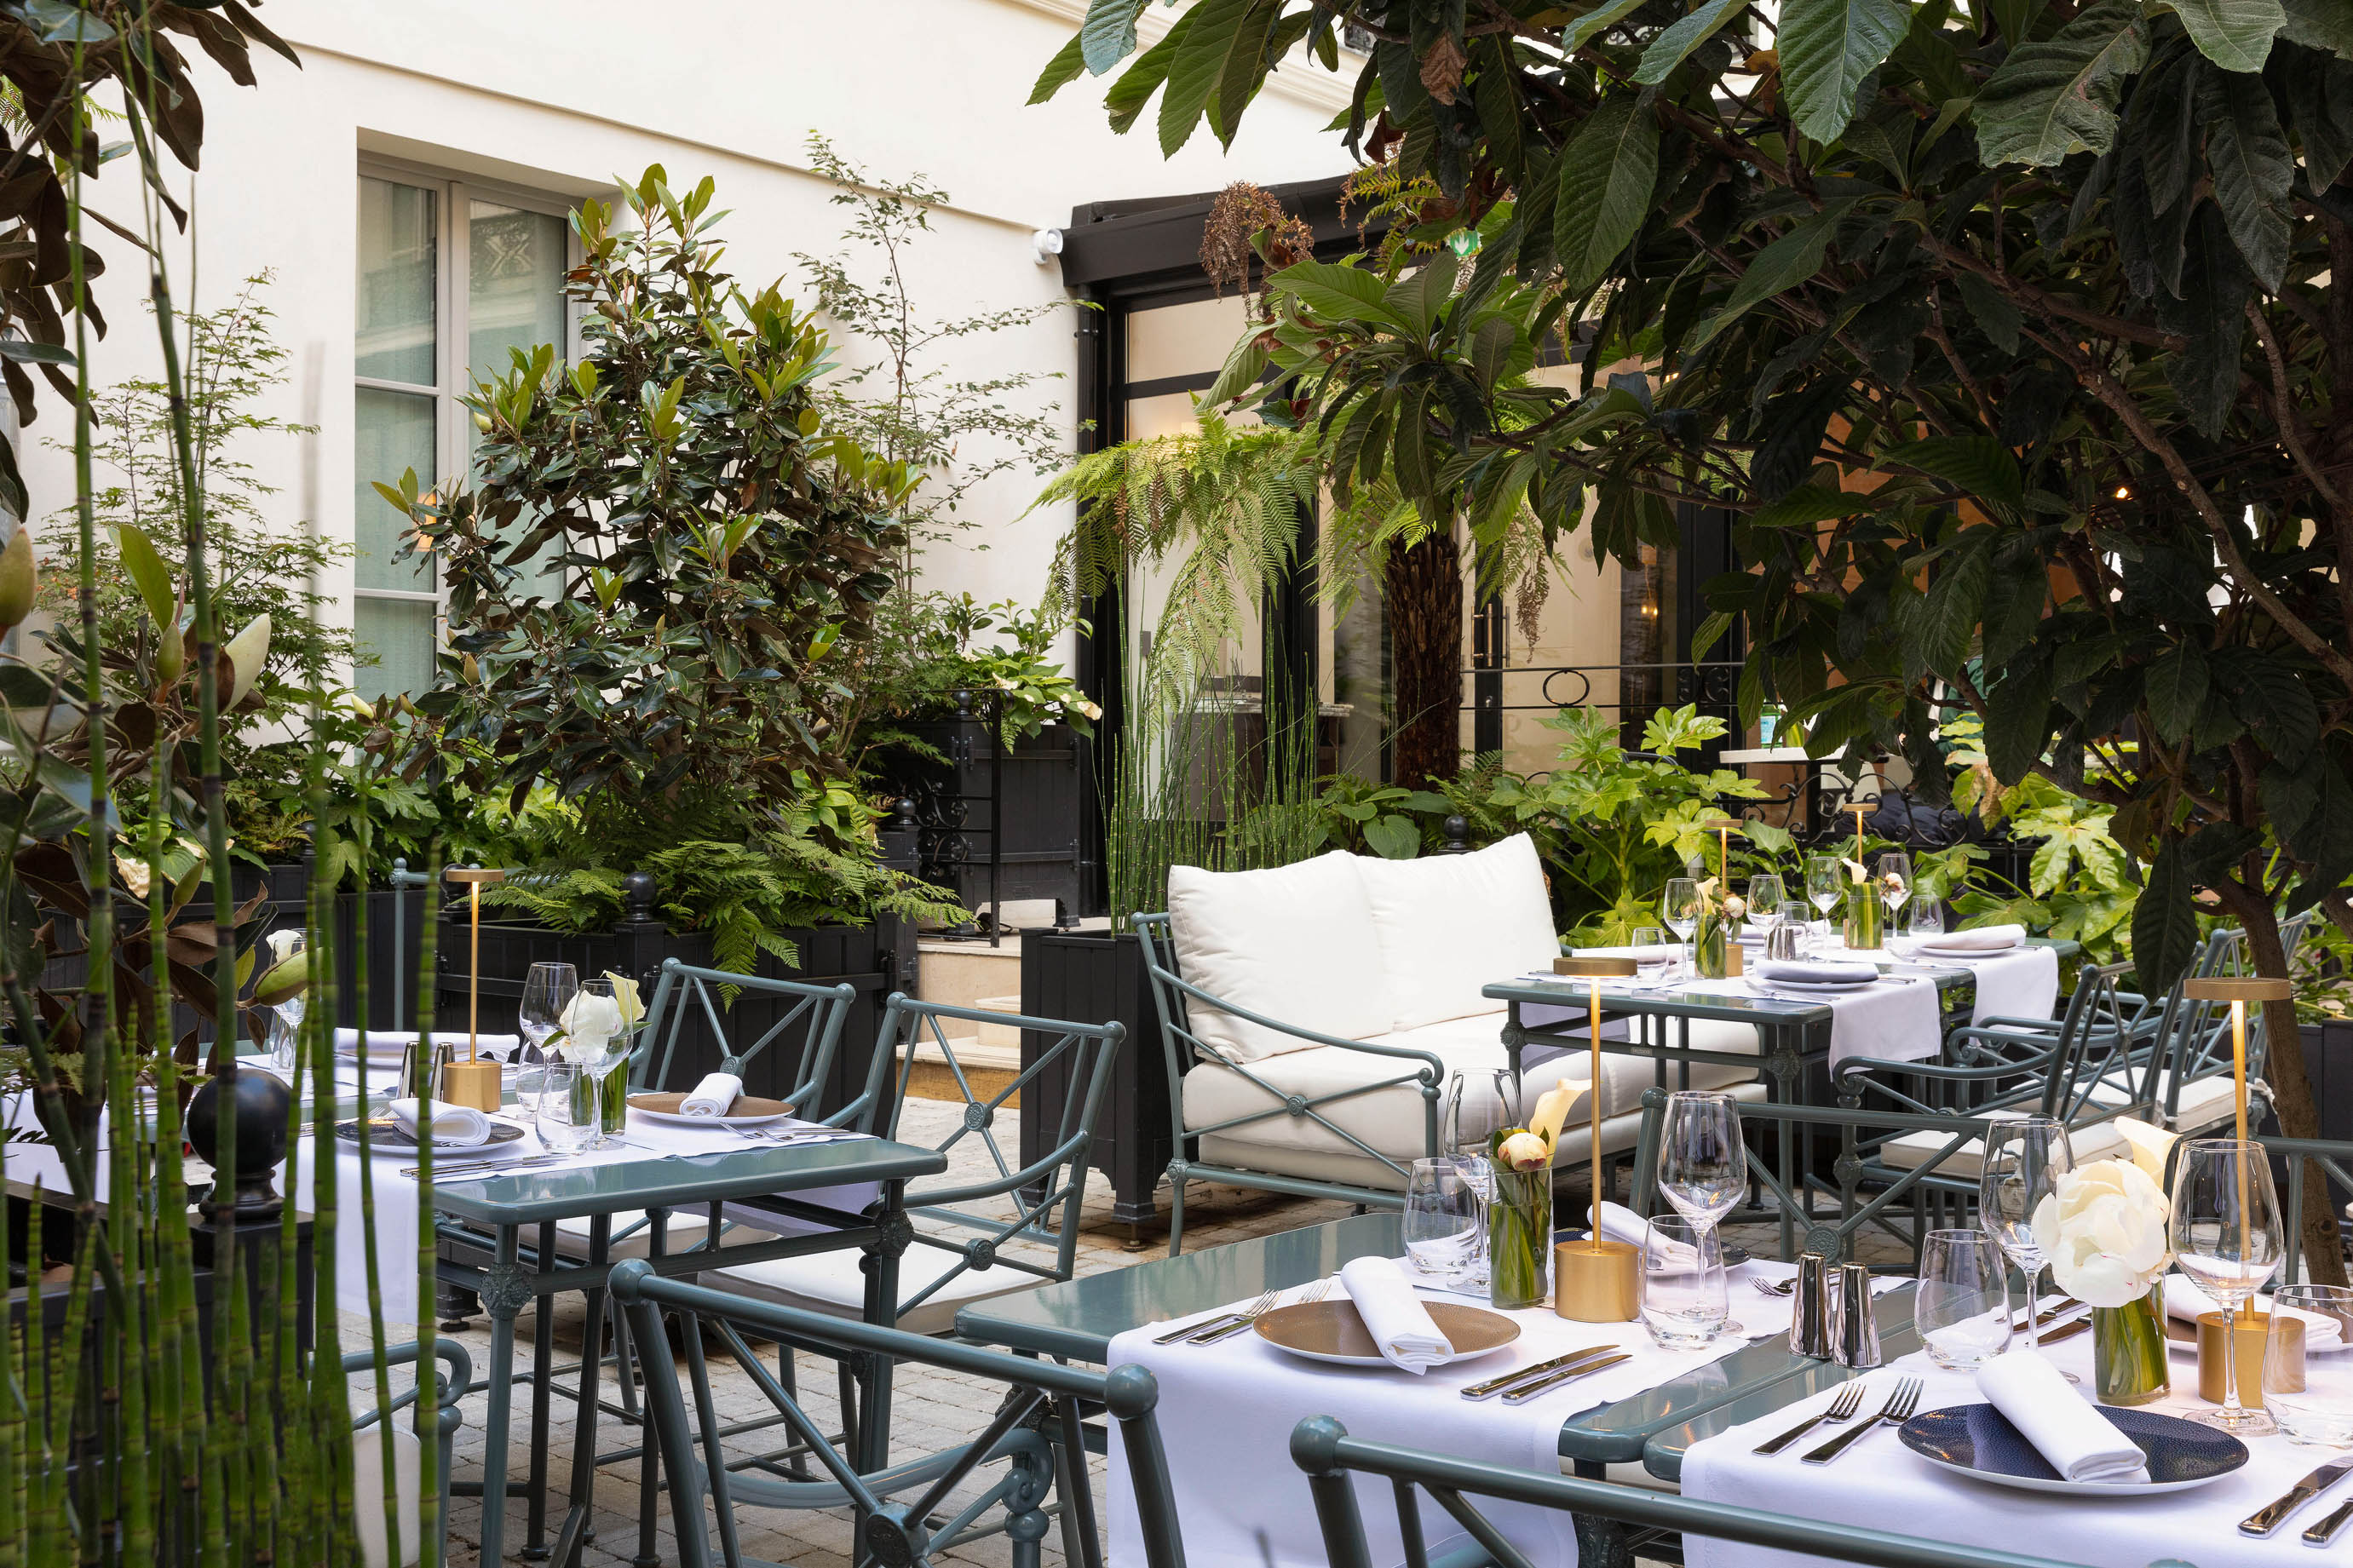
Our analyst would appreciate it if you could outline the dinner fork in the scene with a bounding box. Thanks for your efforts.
[1801,1376,1923,1464]
[1192,1278,1332,1345]
[1158,1289,1275,1346]
[1752,1381,1866,1455]
[1752,1277,1795,1297]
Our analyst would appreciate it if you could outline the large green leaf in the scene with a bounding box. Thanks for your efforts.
[1973,1,2150,167]
[1159,0,1253,156]
[1552,93,1661,293]
[1684,210,1840,350]
[1884,435,2023,504]
[112,523,177,640]
[2278,45,2353,189]
[1106,14,1191,134]
[1031,32,1089,103]
[2282,0,2353,56]
[1779,0,1911,143]
[1211,0,1281,145]
[1919,537,1992,678]
[2143,638,2211,742]
[2201,63,2294,290]
[1275,258,1416,333]
[2131,839,2201,990]
[1081,0,1151,75]
[1635,0,1750,84]
[1562,0,1654,51]
[2171,0,2287,73]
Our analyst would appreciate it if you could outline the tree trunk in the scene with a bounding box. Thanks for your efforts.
[1385,526,1463,790]
[2239,905,2348,1287]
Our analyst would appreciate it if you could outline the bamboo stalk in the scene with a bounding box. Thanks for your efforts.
[411,847,445,1568]
[349,821,402,1568]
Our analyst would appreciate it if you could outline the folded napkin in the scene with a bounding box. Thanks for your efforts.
[1340,1256,1454,1374]
[680,1071,743,1117]
[1586,1201,1700,1268]
[1976,1351,2150,1483]
[1757,959,1878,985]
[387,1097,492,1148]
[1920,923,2025,953]
[2162,1272,2344,1349]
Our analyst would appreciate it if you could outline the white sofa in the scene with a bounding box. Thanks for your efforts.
[1148,836,1765,1243]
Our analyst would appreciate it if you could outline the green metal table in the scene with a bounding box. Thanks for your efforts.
[429,1136,946,1567]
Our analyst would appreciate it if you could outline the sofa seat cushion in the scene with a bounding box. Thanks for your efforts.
[1878,1108,2130,1180]
[708,1242,1045,1337]
[552,1208,715,1260]
[2085,1070,2244,1134]
[1356,834,1562,1029]
[1168,852,1395,1063]
[1182,1009,1760,1182]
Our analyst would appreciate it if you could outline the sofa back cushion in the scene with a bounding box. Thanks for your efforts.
[1355,833,1561,1029]
[1166,852,1396,1062]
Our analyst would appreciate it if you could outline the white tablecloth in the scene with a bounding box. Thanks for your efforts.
[1683,1330,2341,1568]
[1109,1257,1811,1568]
[1534,961,1947,1071]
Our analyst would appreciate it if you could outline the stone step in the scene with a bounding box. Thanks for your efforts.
[900,1031,1021,1107]
[916,940,1023,1013]
[975,994,1022,1051]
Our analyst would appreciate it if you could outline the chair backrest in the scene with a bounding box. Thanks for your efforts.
[609,1261,1184,1568]
[2149,914,2316,1101]
[2257,1132,2353,1283]
[1291,1415,2189,1568]
[2039,961,2142,1123]
[630,959,858,1117]
[847,994,1125,1317]
[1844,961,2138,1132]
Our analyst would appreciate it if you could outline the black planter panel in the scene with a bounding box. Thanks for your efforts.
[1019,932,1173,1227]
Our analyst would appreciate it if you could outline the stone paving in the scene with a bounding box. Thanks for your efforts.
[412,1097,1822,1567]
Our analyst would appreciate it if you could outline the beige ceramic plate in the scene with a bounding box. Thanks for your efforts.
[626,1092,795,1128]
[1255,1300,1520,1368]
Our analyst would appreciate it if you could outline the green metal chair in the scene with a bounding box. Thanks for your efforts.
[2129,914,2316,1135]
[1290,1413,2196,1568]
[611,1261,1187,1568]
[344,1339,469,1568]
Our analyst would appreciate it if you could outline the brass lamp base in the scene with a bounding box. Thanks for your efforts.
[439,1057,503,1114]
[2199,1310,2301,1404]
[1554,1240,1641,1323]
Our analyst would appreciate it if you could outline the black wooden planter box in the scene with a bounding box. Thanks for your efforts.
[878,717,1084,916]
[431,899,915,1120]
[1018,931,1174,1233]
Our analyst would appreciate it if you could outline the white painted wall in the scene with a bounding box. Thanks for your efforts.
[21,0,1350,673]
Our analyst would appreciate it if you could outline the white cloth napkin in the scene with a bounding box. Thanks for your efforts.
[387,1097,491,1148]
[1758,959,1878,985]
[2161,1272,2344,1349]
[679,1071,743,1117]
[1976,1351,2149,1482]
[1587,1201,1699,1267]
[1919,923,2025,952]
[1338,1256,1454,1374]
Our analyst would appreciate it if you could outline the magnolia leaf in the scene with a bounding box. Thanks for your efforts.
[1685,210,1840,351]
[1159,0,1254,157]
[1779,0,1912,143]
[1562,0,1652,51]
[2131,840,2201,991]
[2172,0,2287,73]
[2282,0,2353,56]
[2201,63,2294,292]
[1884,435,2023,505]
[1973,2,2150,167]
[1553,93,1661,293]
[112,524,177,644]
[2143,639,2211,743]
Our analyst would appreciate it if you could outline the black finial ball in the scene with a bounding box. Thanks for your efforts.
[187,1067,295,1220]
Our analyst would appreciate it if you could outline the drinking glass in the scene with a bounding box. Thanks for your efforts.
[2264,1284,2353,1445]
[1907,894,1944,941]
[2170,1138,2284,1433]
[515,961,578,1115]
[1917,1229,2012,1370]
[1661,878,1700,970]
[1875,851,1913,920]
[535,1061,596,1153]
[1660,1091,1745,1260]
[268,929,308,1073]
[1977,1116,2074,1352]
[1804,855,1843,943]
[1746,874,1785,939]
[567,978,635,1149]
[1637,1215,1728,1347]
[1404,1157,1483,1285]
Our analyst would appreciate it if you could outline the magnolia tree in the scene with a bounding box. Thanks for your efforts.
[1041,0,2353,1277]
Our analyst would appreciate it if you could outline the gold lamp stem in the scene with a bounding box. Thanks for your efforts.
[1591,985,1605,1254]
[469,879,481,1064]
[1717,825,1729,883]
[2231,998,2247,1142]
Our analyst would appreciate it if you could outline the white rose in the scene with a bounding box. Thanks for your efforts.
[1497,1130,1550,1172]
[1723,893,1747,920]
[2031,1158,2172,1307]
[559,991,625,1060]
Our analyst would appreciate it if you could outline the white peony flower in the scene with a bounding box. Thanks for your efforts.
[2031,1157,2172,1307]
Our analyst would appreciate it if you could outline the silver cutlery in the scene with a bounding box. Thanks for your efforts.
[1500,1352,1632,1404]
[1753,1277,1796,1296]
[1193,1278,1331,1344]
[1160,1289,1274,1345]
[1752,1381,1866,1455]
[2242,1454,2353,1537]
[1461,1345,1619,1402]
[401,1153,566,1180]
[1800,1377,1922,1464]
[2303,1491,2353,1548]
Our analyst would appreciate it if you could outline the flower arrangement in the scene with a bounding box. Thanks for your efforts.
[2033,1157,2174,1403]
[555,972,648,1134]
[1487,1077,1585,1308]
[1691,877,1744,979]
[1837,858,1884,949]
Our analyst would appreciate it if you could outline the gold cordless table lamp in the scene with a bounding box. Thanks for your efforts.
[440,866,508,1112]
[1550,955,1642,1321]
[2182,974,2297,1406]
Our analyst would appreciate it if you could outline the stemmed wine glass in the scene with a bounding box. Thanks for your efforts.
[1661,877,1700,974]
[267,929,308,1073]
[1659,1090,1746,1340]
[1978,1117,2073,1353]
[1804,855,1843,949]
[1746,874,1785,942]
[2171,1138,2284,1433]
[1876,852,1913,925]
[515,961,578,1115]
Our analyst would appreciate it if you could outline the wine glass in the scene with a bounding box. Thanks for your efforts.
[1661,878,1700,972]
[1746,873,1785,941]
[1876,852,1913,921]
[2170,1138,2284,1433]
[268,929,308,1073]
[516,961,578,1115]
[1659,1091,1744,1320]
[1977,1117,2073,1353]
[1804,855,1843,945]
[1892,893,1945,959]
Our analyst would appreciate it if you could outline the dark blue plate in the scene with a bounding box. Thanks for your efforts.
[1899,1403,2248,1496]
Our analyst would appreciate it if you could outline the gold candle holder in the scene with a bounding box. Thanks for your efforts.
[1550,955,1642,1322]
[439,866,508,1113]
[2198,1310,2302,1406]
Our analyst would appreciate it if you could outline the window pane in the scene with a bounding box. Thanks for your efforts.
[353,597,439,699]
[354,387,435,593]
[468,201,567,386]
[357,178,436,385]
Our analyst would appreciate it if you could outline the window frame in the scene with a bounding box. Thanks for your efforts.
[354,155,580,690]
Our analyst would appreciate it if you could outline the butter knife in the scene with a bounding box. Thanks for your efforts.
[2242,1455,2353,1537]
[1500,1352,1632,1404]
[1459,1345,1618,1402]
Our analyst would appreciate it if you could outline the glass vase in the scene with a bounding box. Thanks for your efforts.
[1488,1166,1553,1310]
[600,1057,630,1134]
[1693,906,1730,979]
[2093,1284,2172,1405]
[1841,886,1883,951]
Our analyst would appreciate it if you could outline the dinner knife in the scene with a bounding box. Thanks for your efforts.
[2303,1490,2353,1548]
[2038,1316,2091,1346]
[1499,1353,1632,1404]
[2241,1455,2353,1536]
[1459,1345,1619,1402]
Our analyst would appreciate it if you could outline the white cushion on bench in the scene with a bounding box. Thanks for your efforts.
[1878,1107,2131,1180]
[708,1243,1044,1337]
[1356,834,1562,1029]
[2085,1069,2245,1134]
[1169,852,1395,1064]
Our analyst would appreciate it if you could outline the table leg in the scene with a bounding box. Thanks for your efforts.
[853,1181,908,1565]
[1569,1458,1633,1568]
[524,1220,556,1559]
[1768,1034,1803,1261]
[477,1226,526,1565]
[635,1210,670,1568]
[552,1214,612,1568]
